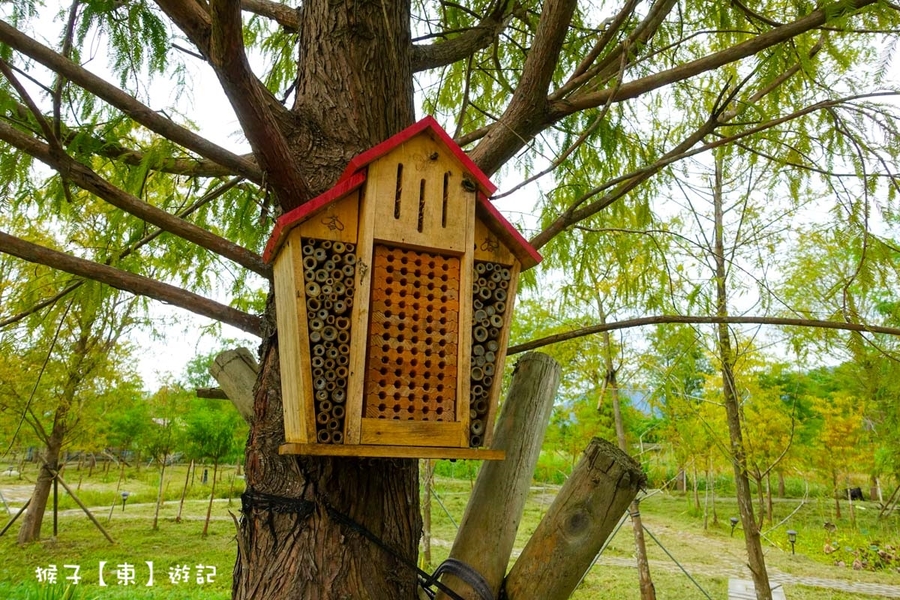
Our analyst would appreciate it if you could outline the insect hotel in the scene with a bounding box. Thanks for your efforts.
[264,117,541,459]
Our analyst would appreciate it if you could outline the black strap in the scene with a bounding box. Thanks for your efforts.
[420,558,495,600]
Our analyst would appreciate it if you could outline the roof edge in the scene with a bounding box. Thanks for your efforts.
[263,171,367,263]
[338,116,496,196]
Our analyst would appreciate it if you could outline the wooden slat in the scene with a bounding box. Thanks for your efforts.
[344,184,376,445]
[367,135,472,252]
[279,442,505,461]
[273,232,310,444]
[473,218,517,265]
[297,189,360,243]
[455,191,476,447]
[359,419,465,447]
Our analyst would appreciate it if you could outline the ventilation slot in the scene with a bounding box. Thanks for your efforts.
[417,179,426,232]
[394,163,403,219]
[442,172,449,228]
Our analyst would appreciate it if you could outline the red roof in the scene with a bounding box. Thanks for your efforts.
[263,117,541,269]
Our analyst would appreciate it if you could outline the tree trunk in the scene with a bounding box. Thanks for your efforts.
[203,458,219,537]
[713,156,772,600]
[422,459,434,570]
[176,460,193,524]
[600,311,656,600]
[438,353,560,600]
[231,2,423,597]
[756,475,765,527]
[766,472,773,524]
[778,471,786,497]
[17,404,68,544]
[693,463,701,510]
[153,457,167,531]
[503,438,646,600]
[710,459,718,526]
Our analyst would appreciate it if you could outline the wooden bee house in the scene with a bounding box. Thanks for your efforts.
[264,117,541,459]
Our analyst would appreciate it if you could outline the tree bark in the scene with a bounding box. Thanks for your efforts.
[423,459,434,570]
[17,404,67,544]
[230,2,424,597]
[438,353,561,600]
[502,437,645,600]
[713,156,771,600]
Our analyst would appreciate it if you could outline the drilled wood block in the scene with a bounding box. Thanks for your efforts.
[365,244,460,421]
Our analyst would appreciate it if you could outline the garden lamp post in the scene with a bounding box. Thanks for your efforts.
[730,516,739,536]
[121,491,130,512]
[787,529,797,555]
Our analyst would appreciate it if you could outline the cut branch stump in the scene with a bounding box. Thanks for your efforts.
[438,352,560,599]
[503,437,646,600]
[209,347,259,424]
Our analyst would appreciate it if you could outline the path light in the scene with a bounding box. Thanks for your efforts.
[120,491,130,512]
[787,529,798,555]
[730,516,739,536]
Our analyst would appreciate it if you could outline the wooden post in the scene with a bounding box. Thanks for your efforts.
[0,499,30,537]
[502,437,645,600]
[53,471,115,544]
[209,347,259,424]
[438,352,560,599]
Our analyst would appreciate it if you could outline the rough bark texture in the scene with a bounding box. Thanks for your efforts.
[438,353,561,600]
[502,437,645,599]
[231,2,421,598]
[291,0,415,199]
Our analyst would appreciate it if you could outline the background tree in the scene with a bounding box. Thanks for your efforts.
[185,397,244,536]
[0,1,898,599]
[142,383,186,531]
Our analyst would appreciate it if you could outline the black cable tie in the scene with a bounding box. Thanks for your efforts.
[422,558,495,600]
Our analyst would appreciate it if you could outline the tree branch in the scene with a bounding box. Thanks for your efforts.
[411,0,515,71]
[0,177,243,329]
[552,0,879,117]
[0,121,271,278]
[0,230,264,337]
[508,314,900,355]
[0,18,262,184]
[207,0,312,208]
[468,0,879,176]
[241,0,301,31]
[551,0,677,101]
[468,0,579,175]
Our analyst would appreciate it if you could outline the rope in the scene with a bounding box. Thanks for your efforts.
[242,490,492,600]
[642,524,714,600]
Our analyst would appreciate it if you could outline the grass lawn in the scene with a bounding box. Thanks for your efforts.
[1,463,899,598]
